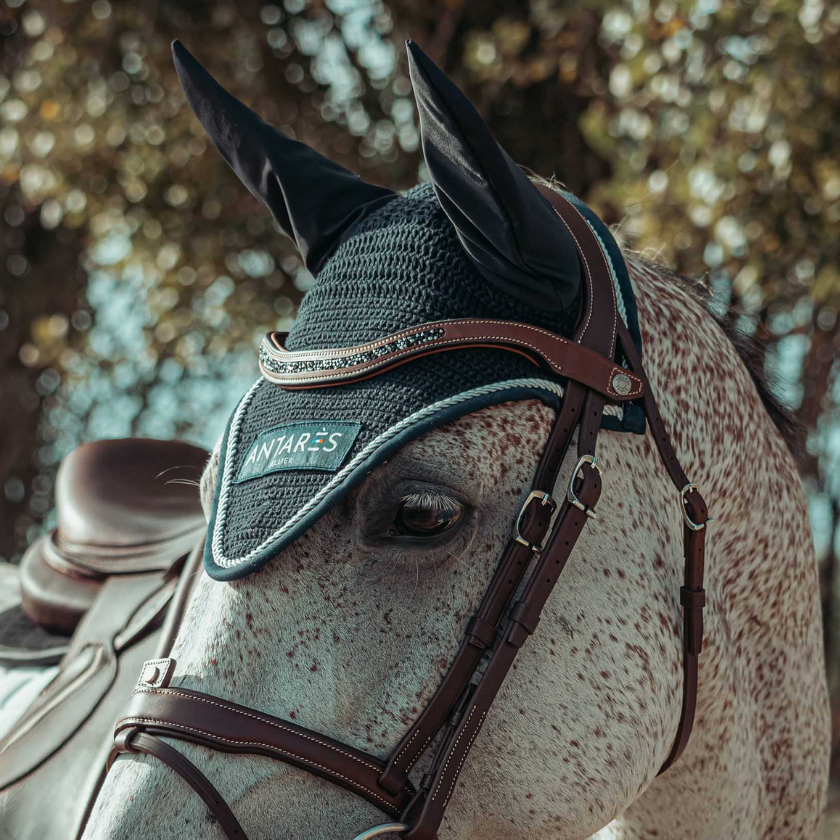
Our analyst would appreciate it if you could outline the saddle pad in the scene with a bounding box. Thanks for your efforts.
[205,184,642,580]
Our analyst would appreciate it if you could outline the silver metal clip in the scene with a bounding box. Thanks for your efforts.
[680,483,713,531]
[567,454,602,520]
[513,490,555,552]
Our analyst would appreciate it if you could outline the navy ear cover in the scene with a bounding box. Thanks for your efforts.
[172,40,397,274]
[406,40,581,312]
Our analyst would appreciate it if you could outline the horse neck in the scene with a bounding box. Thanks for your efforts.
[622,257,821,838]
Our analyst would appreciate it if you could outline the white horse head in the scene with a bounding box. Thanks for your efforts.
[84,40,829,840]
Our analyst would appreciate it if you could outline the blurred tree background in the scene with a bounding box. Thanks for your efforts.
[1,0,839,793]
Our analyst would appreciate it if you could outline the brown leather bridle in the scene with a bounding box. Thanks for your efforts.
[107,187,710,840]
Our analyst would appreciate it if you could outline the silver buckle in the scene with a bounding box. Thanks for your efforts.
[680,483,713,531]
[513,490,555,552]
[567,454,602,520]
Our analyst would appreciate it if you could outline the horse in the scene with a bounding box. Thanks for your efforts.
[4,38,830,840]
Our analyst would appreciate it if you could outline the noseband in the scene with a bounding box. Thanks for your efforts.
[107,188,709,839]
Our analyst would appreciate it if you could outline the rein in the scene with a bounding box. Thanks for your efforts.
[107,188,710,840]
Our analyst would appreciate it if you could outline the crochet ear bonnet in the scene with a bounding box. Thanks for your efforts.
[171,40,641,580]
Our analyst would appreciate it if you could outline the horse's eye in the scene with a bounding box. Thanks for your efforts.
[389,493,463,538]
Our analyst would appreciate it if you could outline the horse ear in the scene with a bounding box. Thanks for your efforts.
[406,40,581,312]
[171,41,397,274]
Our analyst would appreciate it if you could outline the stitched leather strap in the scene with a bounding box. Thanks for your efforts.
[113,684,414,818]
[259,318,643,402]
[534,184,618,352]
[399,391,605,840]
[110,730,245,839]
[379,379,588,793]
[385,189,620,834]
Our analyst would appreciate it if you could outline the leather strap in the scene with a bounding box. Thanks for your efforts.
[110,730,245,839]
[260,318,643,402]
[379,380,587,793]
[614,320,708,772]
[155,540,204,659]
[399,393,605,840]
[378,181,619,790]
[534,183,618,354]
[112,684,414,818]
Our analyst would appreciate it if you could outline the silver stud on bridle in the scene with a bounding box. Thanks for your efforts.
[611,372,633,395]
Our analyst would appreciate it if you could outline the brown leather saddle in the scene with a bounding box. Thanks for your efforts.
[0,438,208,840]
[107,188,711,840]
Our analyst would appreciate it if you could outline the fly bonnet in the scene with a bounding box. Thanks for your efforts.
[170,40,644,580]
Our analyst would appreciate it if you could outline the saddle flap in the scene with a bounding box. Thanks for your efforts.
[0,572,169,791]
[0,562,69,668]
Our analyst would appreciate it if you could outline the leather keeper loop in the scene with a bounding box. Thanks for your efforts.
[680,587,706,609]
[682,491,708,530]
[113,728,138,755]
[507,624,531,650]
[680,586,706,656]
[509,600,540,635]
[465,616,496,649]
[447,708,465,729]
[507,600,540,648]
[379,766,407,798]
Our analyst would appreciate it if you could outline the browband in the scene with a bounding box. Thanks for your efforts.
[259,318,644,402]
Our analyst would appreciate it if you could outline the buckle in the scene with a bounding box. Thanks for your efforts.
[680,483,713,531]
[567,454,602,519]
[513,490,556,552]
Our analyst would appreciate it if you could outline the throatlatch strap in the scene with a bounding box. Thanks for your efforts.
[615,320,708,772]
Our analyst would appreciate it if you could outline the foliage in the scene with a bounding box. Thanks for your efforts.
[0,0,419,554]
[0,0,838,695]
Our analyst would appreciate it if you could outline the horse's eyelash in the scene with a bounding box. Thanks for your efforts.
[398,491,462,511]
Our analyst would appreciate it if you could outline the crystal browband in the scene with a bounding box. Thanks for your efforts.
[260,327,446,377]
[258,318,645,402]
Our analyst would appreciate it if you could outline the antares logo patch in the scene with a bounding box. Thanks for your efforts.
[235,421,362,483]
